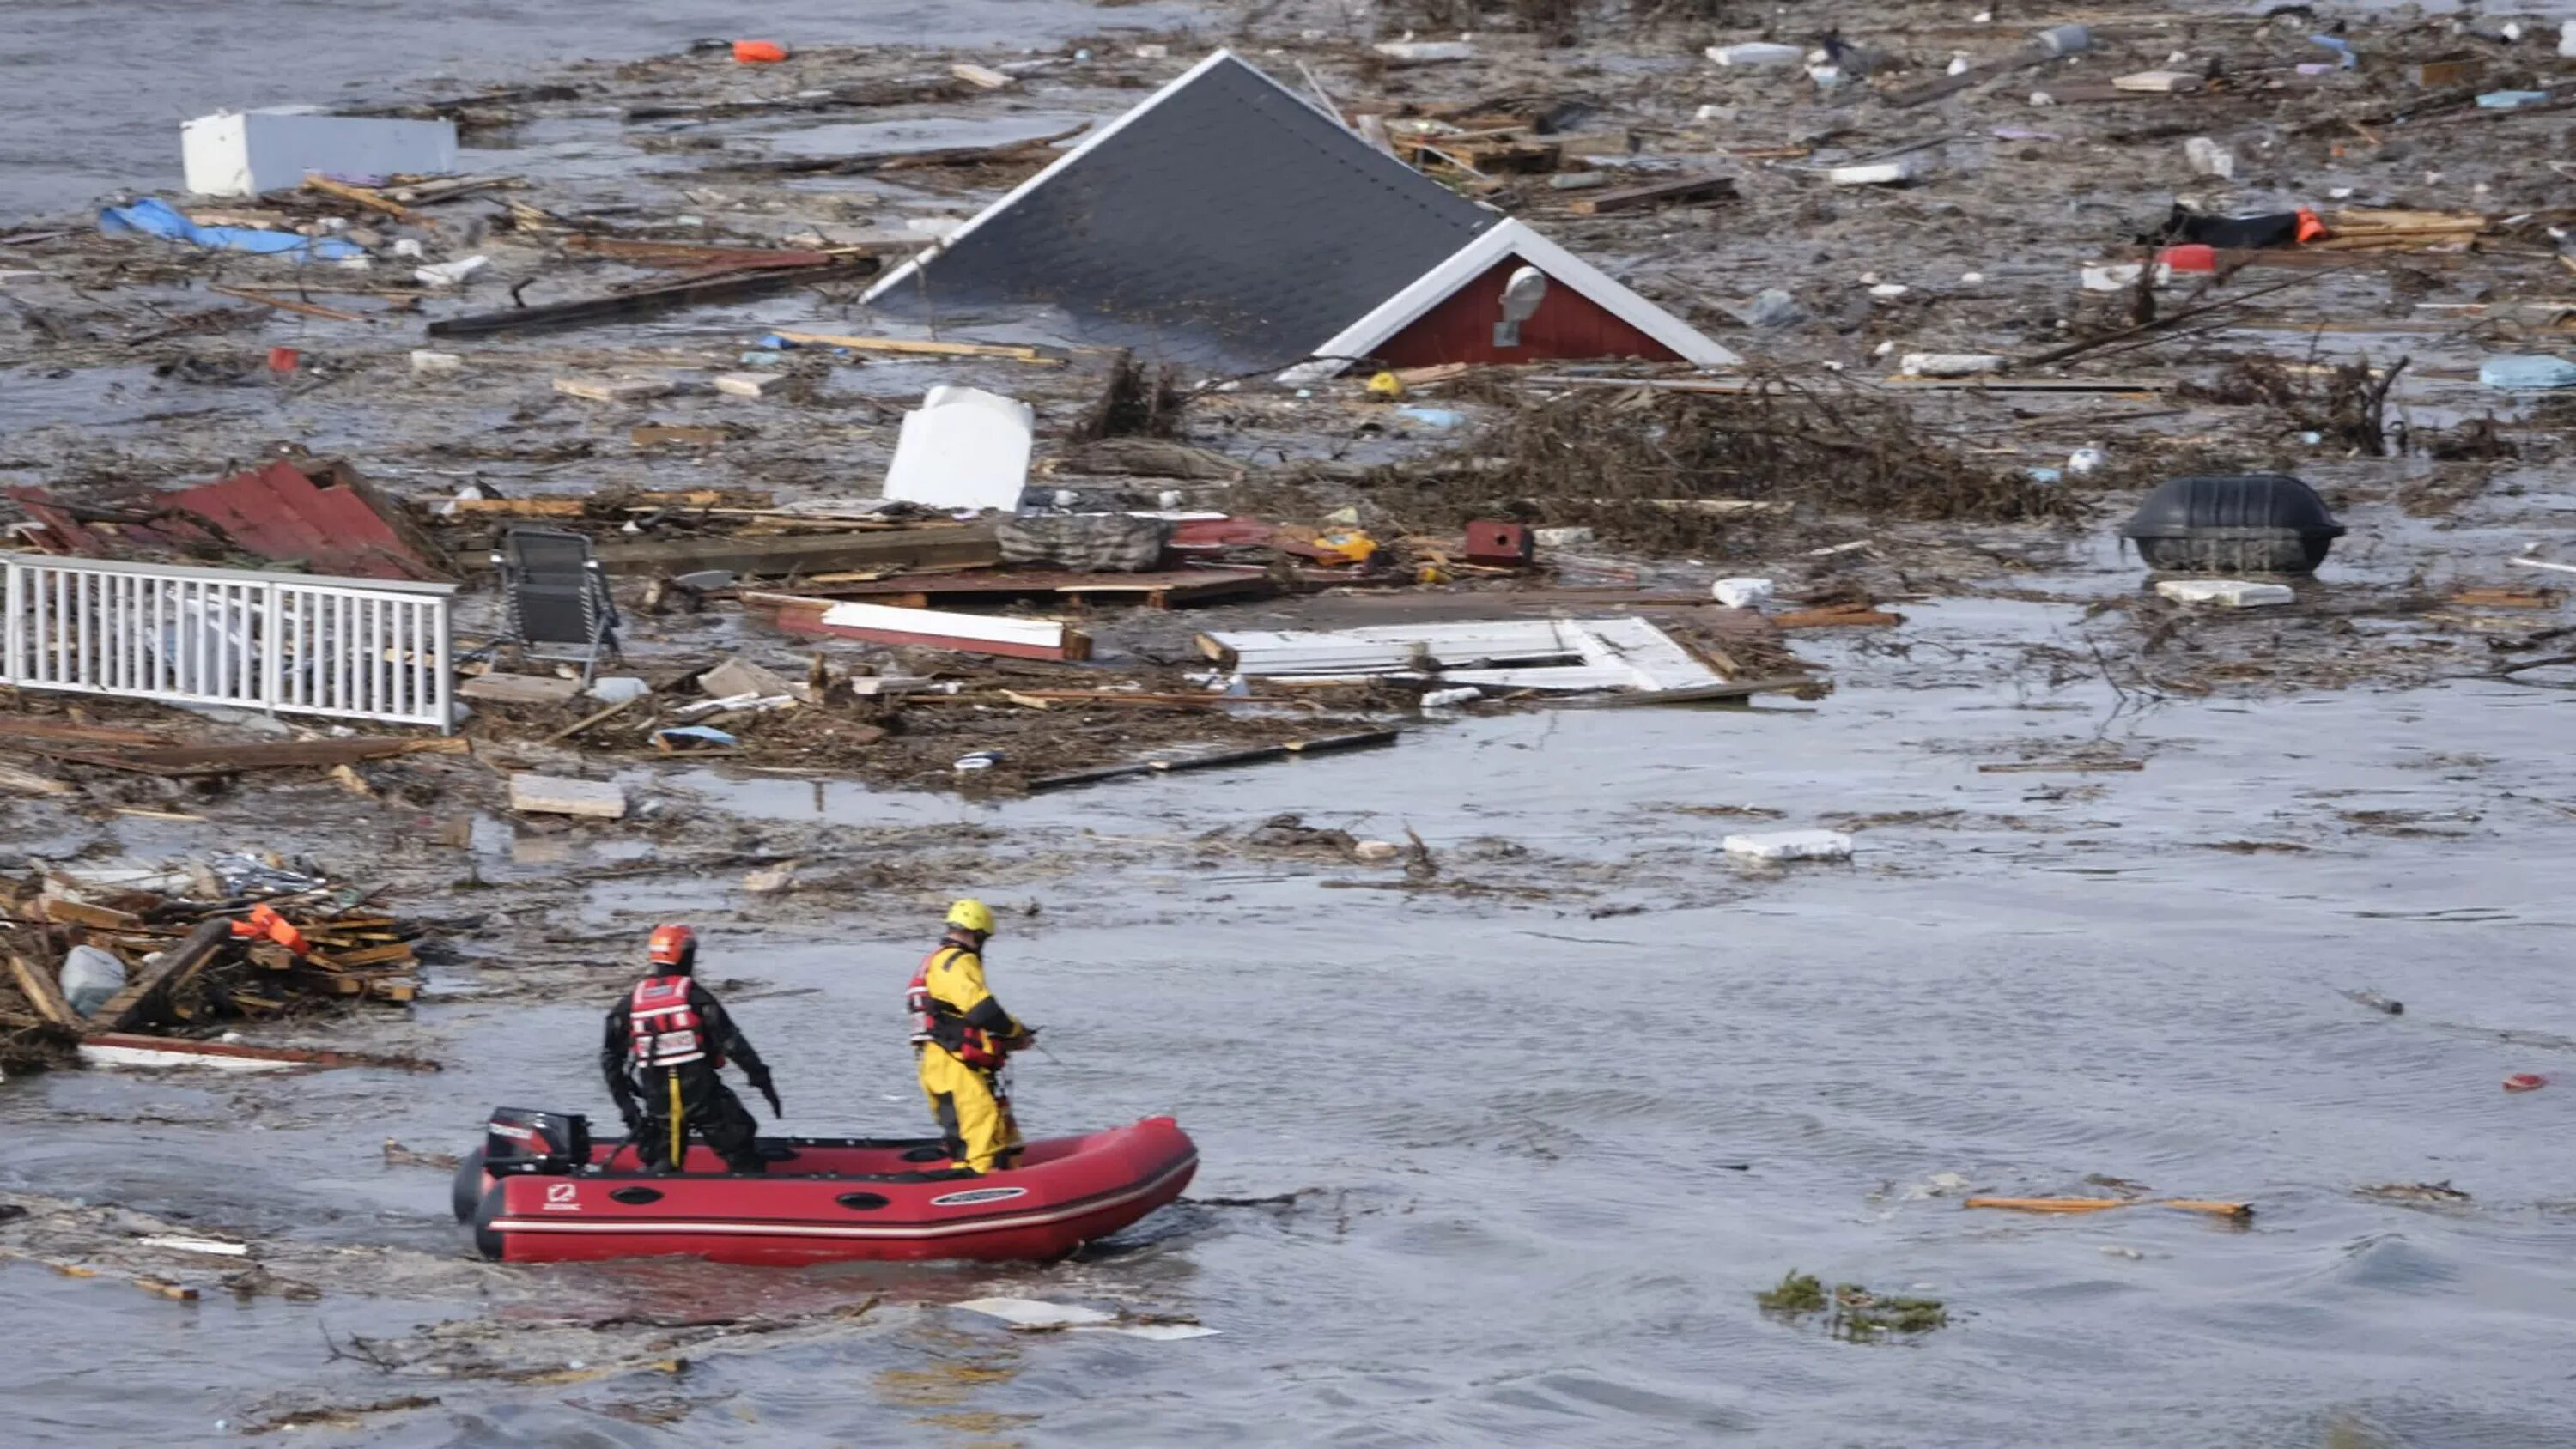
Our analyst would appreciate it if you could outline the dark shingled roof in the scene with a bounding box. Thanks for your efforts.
[869,52,1500,373]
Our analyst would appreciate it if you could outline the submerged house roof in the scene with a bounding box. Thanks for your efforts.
[865,51,1738,376]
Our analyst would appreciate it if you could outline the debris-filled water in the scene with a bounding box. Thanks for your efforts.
[8,0,2576,1442]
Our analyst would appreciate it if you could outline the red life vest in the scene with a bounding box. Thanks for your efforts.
[908,946,1004,1070]
[629,975,718,1069]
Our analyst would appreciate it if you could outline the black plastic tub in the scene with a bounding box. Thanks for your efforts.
[2121,473,2345,574]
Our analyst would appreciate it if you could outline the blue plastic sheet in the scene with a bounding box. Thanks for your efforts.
[99,197,362,260]
[2309,33,2358,69]
[2475,90,2549,110]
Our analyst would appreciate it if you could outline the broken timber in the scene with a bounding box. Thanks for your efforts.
[428,261,870,338]
[76,1033,439,1073]
[6,952,79,1028]
[477,524,1000,579]
[86,919,231,1033]
[1563,174,1736,215]
[1028,729,1400,791]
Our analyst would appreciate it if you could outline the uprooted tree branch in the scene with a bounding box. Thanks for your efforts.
[1351,373,2084,550]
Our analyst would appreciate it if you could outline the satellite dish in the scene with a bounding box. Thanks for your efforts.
[1494,265,1547,348]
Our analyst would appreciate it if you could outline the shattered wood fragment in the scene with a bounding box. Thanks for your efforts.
[533,524,999,579]
[76,1032,440,1073]
[509,773,628,820]
[5,953,78,1029]
[1563,174,1736,215]
[1773,606,1903,629]
[563,236,840,268]
[429,264,859,338]
[460,673,584,706]
[88,919,231,1032]
[0,761,72,797]
[765,329,1067,365]
[1978,760,2145,774]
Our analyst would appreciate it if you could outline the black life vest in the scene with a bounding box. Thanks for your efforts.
[908,945,1004,1069]
[629,975,718,1069]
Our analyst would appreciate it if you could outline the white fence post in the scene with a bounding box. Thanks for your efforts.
[0,553,457,732]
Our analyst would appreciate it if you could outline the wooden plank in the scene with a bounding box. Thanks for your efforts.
[563,235,838,268]
[38,900,143,931]
[519,524,999,579]
[509,773,628,819]
[784,567,1270,604]
[5,953,79,1029]
[764,329,1067,365]
[428,264,853,338]
[0,718,168,747]
[1773,607,1904,629]
[311,942,417,968]
[459,673,583,705]
[303,173,428,224]
[0,761,72,797]
[82,737,467,773]
[87,919,231,1032]
[1564,173,1736,215]
[1025,730,1401,792]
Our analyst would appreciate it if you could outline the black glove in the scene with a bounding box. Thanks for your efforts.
[753,1076,783,1119]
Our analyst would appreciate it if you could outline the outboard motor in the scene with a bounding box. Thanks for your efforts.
[483,1106,591,1176]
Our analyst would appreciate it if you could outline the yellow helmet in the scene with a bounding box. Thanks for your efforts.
[945,898,996,936]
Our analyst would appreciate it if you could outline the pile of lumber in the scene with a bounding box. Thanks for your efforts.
[0,855,429,1062]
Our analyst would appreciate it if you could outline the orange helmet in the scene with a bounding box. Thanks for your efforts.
[647,923,697,973]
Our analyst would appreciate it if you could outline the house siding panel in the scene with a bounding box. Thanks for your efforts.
[1370,257,1686,367]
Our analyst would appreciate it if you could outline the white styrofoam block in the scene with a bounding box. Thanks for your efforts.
[1722,829,1854,862]
[882,385,1034,512]
[1829,157,1922,186]
[1898,353,2007,378]
[1711,577,1776,608]
[181,108,458,198]
[2156,579,2294,608]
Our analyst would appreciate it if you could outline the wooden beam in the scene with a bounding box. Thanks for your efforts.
[427,263,863,338]
[558,524,999,579]
[86,919,231,1033]
[764,330,1068,365]
[5,953,79,1029]
[1564,173,1736,215]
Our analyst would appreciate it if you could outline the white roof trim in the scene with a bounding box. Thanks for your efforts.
[1275,218,1742,384]
[863,49,1482,306]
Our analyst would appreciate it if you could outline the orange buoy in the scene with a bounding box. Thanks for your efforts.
[732,39,788,64]
[2505,1073,2549,1093]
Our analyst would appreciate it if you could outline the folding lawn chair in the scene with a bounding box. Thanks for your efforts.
[491,526,621,686]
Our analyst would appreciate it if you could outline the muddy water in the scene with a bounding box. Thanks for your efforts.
[14,589,2576,1443]
[0,0,1192,223]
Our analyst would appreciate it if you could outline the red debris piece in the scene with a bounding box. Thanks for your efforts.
[7,458,447,581]
[266,345,299,373]
[2504,1073,2549,1093]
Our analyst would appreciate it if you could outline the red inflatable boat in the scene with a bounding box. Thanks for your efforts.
[454,1106,1196,1266]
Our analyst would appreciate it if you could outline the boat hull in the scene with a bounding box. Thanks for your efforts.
[469,1116,1196,1265]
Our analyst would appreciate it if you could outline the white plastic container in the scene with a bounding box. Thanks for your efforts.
[2156,579,2294,608]
[1723,830,1854,862]
[181,108,457,198]
[1899,353,2007,378]
[1710,577,1776,608]
[1707,42,1806,67]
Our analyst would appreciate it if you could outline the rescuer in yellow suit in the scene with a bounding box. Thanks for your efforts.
[908,899,1034,1174]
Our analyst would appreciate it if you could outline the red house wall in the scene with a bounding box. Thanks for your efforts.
[1366,257,1685,367]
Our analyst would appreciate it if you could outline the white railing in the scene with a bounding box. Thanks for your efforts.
[2,554,457,731]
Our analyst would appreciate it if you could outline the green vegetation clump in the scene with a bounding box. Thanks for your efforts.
[1755,1270,1826,1313]
[1757,1270,1948,1342]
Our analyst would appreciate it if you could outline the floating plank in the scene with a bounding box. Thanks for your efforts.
[765,329,1067,365]
[88,919,231,1032]
[1773,607,1904,629]
[1978,760,2145,773]
[0,761,72,797]
[508,773,628,820]
[785,567,1271,608]
[563,235,839,268]
[752,597,1091,661]
[1564,173,1736,215]
[428,264,857,338]
[1026,730,1401,792]
[529,524,999,579]
[460,673,584,706]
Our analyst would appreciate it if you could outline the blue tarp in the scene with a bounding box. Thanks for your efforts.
[99,197,362,261]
